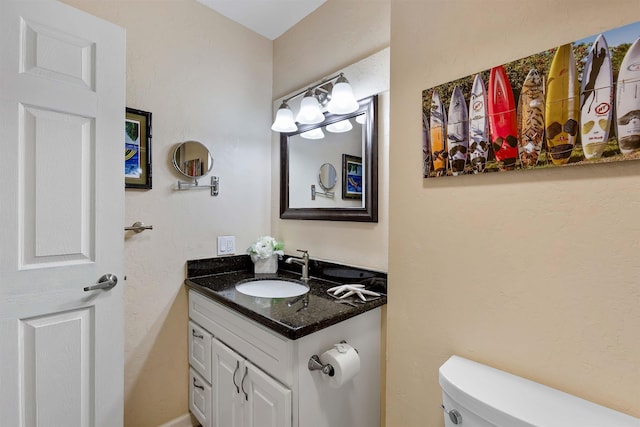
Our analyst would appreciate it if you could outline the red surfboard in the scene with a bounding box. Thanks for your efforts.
[488,66,518,170]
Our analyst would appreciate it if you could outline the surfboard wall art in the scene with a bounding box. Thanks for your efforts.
[421,20,640,178]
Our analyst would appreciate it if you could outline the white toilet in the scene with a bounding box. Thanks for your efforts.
[439,355,640,426]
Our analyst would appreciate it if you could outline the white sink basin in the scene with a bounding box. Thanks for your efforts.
[235,279,309,298]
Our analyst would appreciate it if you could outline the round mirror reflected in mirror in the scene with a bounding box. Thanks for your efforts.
[318,163,337,190]
[173,141,213,179]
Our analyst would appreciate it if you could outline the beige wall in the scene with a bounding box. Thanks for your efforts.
[273,0,391,100]
[61,1,273,426]
[388,1,640,426]
[272,0,391,271]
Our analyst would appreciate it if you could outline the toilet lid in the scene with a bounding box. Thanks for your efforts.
[439,355,639,427]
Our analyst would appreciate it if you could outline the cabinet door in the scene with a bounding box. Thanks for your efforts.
[212,338,244,427]
[190,368,212,427]
[189,321,212,382]
[243,361,292,427]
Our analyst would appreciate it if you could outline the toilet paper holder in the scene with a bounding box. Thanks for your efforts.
[308,340,357,376]
[308,355,335,376]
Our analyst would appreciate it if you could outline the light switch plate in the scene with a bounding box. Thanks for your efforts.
[217,235,236,256]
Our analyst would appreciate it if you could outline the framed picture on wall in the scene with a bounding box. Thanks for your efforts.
[125,107,152,189]
[342,154,362,199]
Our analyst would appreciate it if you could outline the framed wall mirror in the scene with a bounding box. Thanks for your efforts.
[280,95,378,222]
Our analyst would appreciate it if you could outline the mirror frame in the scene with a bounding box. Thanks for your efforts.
[280,95,378,222]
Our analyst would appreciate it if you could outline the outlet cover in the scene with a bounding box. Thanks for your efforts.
[217,235,236,256]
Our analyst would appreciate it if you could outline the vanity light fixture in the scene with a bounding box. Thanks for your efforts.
[300,127,325,140]
[271,72,359,133]
[356,113,366,124]
[326,118,353,133]
[295,90,325,125]
[271,101,298,132]
[327,74,359,114]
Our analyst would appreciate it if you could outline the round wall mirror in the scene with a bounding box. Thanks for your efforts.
[172,141,213,179]
[318,163,337,190]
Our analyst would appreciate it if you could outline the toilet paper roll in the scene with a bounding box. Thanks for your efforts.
[318,343,360,388]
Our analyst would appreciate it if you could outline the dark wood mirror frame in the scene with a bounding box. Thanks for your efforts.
[280,95,378,222]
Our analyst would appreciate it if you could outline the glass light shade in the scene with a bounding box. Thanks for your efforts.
[356,113,366,124]
[300,128,325,139]
[271,103,298,132]
[326,119,353,133]
[295,92,325,124]
[327,76,359,115]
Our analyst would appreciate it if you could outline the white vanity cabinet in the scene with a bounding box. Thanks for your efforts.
[189,290,293,427]
[188,288,382,427]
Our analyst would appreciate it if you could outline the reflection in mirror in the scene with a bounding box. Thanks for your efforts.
[280,95,378,222]
[172,140,213,179]
[318,163,337,190]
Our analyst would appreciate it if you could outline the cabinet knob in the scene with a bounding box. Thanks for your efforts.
[192,329,204,339]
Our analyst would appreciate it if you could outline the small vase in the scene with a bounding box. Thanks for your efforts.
[253,255,278,274]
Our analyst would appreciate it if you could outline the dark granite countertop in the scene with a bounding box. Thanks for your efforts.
[185,255,387,340]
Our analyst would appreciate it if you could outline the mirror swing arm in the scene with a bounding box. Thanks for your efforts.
[176,176,219,196]
[311,184,335,200]
[280,95,378,222]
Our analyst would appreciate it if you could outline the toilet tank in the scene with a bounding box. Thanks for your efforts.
[439,355,639,427]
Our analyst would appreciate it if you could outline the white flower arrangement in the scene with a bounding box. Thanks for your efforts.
[247,236,284,263]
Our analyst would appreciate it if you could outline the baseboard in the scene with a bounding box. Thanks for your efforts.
[157,413,197,427]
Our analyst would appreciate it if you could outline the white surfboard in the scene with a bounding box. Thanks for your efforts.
[616,36,640,155]
[447,86,469,176]
[468,74,489,173]
[581,34,613,159]
[422,112,431,177]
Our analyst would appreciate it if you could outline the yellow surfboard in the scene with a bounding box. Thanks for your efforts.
[430,90,448,176]
[545,44,579,165]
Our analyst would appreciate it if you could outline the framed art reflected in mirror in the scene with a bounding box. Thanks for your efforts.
[342,154,362,200]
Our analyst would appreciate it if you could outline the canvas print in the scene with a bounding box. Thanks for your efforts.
[422,20,640,177]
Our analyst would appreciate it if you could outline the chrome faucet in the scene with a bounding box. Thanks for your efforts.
[285,249,310,282]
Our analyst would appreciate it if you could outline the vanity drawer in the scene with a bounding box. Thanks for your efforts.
[189,320,212,382]
[189,290,294,386]
[189,368,212,427]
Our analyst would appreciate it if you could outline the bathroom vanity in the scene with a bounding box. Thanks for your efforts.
[185,256,387,427]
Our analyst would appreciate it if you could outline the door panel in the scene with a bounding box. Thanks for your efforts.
[0,0,125,426]
[21,17,96,89]
[22,308,93,426]
[23,105,95,266]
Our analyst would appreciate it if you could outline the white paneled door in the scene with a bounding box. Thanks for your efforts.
[0,0,125,426]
